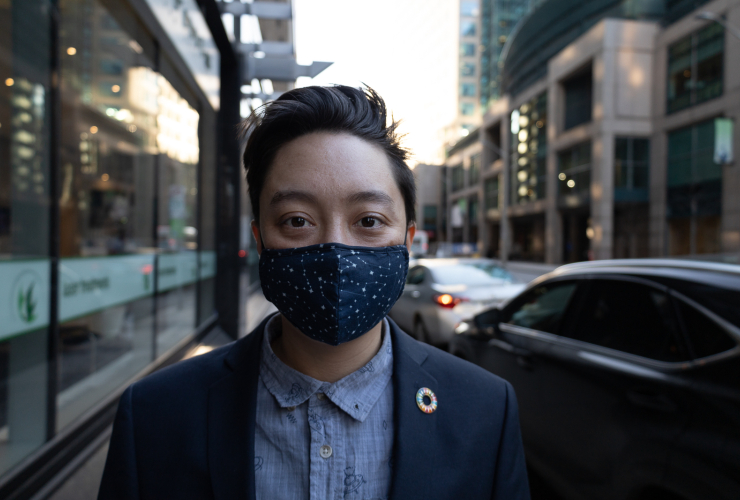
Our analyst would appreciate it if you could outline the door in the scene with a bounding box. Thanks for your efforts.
[477,279,582,471]
[391,265,425,332]
[529,277,693,500]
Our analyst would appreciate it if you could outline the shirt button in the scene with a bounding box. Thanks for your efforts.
[317,393,327,401]
[319,445,333,459]
[286,406,295,412]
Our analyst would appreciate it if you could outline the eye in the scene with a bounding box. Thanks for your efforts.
[360,217,377,228]
[289,217,306,228]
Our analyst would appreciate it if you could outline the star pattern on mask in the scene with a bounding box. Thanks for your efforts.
[259,243,409,345]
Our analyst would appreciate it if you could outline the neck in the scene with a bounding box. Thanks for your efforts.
[272,315,383,383]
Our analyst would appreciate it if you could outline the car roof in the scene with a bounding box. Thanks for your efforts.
[542,258,740,291]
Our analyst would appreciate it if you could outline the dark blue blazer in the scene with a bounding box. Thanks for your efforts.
[98,315,530,499]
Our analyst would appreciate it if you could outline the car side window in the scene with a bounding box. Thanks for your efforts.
[572,279,689,362]
[406,266,425,285]
[675,300,737,359]
[501,281,578,334]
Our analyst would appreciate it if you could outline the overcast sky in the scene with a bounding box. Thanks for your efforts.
[293,0,458,165]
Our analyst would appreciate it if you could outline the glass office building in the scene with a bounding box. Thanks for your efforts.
[0,0,237,495]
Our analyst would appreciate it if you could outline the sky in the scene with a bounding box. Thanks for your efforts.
[293,0,458,166]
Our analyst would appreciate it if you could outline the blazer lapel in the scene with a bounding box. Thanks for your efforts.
[207,315,271,500]
[387,319,440,500]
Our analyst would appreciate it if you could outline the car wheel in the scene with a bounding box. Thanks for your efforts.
[413,318,429,344]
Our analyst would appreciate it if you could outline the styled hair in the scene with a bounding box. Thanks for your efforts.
[240,85,416,225]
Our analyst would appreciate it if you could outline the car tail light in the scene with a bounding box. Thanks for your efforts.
[434,294,468,309]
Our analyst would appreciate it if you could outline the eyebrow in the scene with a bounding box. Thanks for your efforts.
[270,189,395,207]
[345,190,395,207]
[270,190,320,206]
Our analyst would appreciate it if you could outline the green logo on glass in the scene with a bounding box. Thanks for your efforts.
[13,271,41,324]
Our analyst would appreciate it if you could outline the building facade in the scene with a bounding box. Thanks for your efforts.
[443,0,739,265]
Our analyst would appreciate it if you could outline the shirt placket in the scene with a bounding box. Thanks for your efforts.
[308,385,344,500]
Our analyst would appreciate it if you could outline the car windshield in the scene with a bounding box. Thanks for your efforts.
[430,263,517,286]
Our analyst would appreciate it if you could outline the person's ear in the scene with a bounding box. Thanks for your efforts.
[251,220,263,255]
[405,222,416,251]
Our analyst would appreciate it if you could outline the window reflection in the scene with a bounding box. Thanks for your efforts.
[56,0,200,429]
[0,0,52,476]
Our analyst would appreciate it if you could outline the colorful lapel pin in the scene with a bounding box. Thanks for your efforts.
[416,387,438,414]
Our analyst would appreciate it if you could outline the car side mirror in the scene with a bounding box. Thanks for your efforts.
[474,308,500,334]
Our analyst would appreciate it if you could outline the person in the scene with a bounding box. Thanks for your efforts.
[98,85,530,500]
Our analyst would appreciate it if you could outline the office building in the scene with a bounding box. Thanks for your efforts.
[443,0,739,264]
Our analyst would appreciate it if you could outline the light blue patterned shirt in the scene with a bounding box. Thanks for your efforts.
[254,315,394,500]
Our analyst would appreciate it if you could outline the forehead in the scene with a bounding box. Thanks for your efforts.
[262,132,401,204]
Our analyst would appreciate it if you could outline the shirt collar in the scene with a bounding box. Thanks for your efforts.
[259,315,393,422]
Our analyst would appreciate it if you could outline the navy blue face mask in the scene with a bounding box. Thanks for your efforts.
[259,240,409,346]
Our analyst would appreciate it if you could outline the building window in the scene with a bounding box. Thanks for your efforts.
[558,141,591,199]
[485,176,500,211]
[423,205,438,234]
[460,102,475,116]
[510,92,547,205]
[460,62,476,77]
[460,43,476,57]
[614,138,650,202]
[667,119,722,255]
[461,20,476,37]
[563,66,592,130]
[469,153,481,185]
[667,23,724,114]
[451,163,465,191]
[469,195,479,242]
[460,82,476,97]
[460,1,479,17]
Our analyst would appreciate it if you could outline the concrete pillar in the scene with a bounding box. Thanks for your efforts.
[500,116,512,263]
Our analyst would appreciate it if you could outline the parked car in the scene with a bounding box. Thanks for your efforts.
[450,259,740,500]
[390,258,525,346]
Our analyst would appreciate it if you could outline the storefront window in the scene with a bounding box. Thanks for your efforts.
[0,0,52,476]
[156,77,199,354]
[56,0,199,430]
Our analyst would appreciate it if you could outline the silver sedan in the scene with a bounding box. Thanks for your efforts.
[390,258,526,347]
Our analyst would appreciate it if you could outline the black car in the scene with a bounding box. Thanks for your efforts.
[450,259,740,500]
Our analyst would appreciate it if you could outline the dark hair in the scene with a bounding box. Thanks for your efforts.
[240,85,416,225]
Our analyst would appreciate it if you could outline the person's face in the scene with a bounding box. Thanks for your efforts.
[252,132,415,252]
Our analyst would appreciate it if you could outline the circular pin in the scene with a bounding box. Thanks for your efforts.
[416,387,438,414]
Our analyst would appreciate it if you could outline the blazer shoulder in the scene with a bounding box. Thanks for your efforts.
[419,339,512,394]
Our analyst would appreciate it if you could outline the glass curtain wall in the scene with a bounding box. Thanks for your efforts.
[0,0,52,476]
[510,92,547,205]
